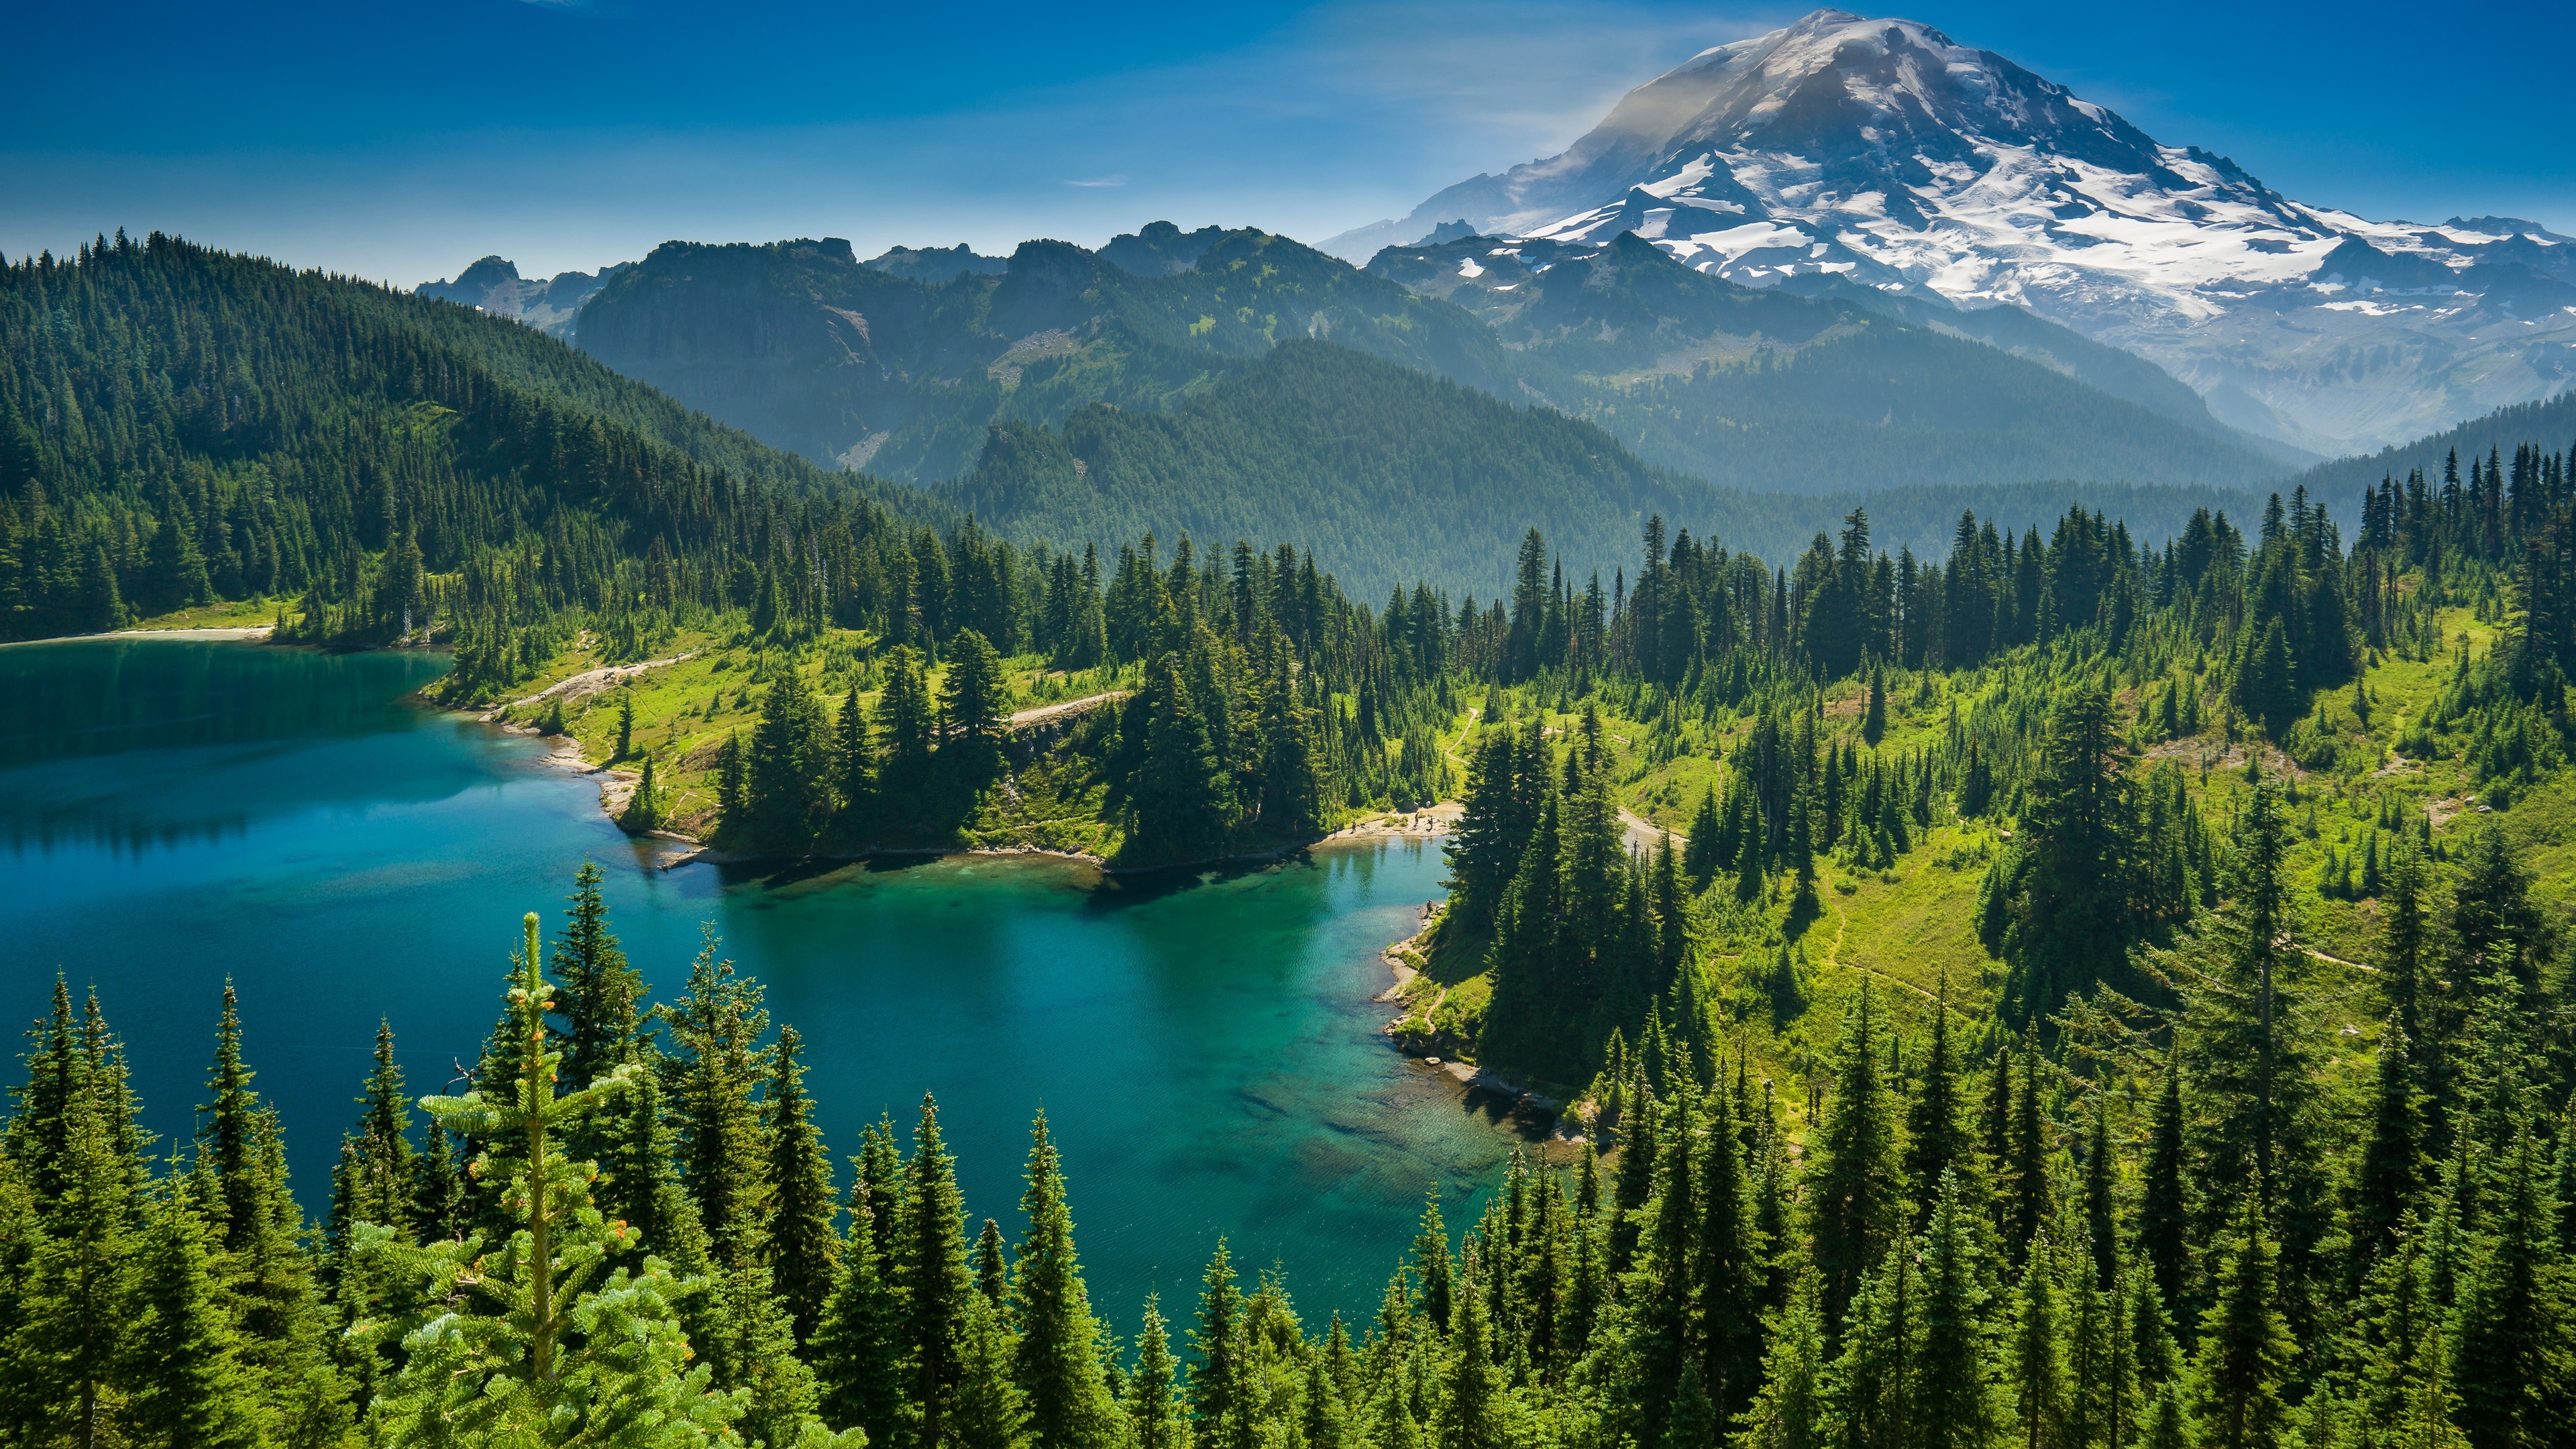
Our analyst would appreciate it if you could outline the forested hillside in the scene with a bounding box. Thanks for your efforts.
[1364,231,2289,491]
[7,430,2575,1447]
[568,222,2294,505]
[2287,391,2576,508]
[577,229,1521,483]
[0,232,944,649]
[931,341,1695,602]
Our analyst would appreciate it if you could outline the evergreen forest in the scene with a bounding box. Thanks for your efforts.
[7,231,2576,1449]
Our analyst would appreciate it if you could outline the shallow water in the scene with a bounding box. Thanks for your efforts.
[0,636,1533,1325]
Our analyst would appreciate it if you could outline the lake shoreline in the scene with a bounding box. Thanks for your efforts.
[3,634,1516,1324]
[643,809,1459,878]
[26,628,1468,883]
[0,623,279,649]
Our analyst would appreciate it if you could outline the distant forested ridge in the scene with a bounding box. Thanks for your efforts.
[0,231,943,651]
[576,229,1521,485]
[570,223,2292,505]
[2286,390,2576,509]
[931,341,1699,603]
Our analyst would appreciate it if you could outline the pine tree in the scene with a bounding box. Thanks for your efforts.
[1666,1362,1719,1449]
[1010,1112,1116,1449]
[2000,683,2135,1022]
[720,730,747,819]
[748,674,832,849]
[904,1092,975,1449]
[1736,1265,1827,1449]
[2006,1033,2052,1266]
[415,1113,468,1243]
[953,1290,1032,1449]
[197,978,264,1252]
[878,645,937,791]
[2166,769,2326,1332]
[1914,1170,2006,1449]
[705,1256,835,1449]
[2348,1016,2419,1278]
[2184,1195,2298,1449]
[1303,1343,1358,1449]
[1904,976,1974,1228]
[2143,1381,2195,1449]
[1189,1240,1250,1449]
[835,683,875,821]
[2008,1240,2072,1449]
[7,977,81,1202]
[2326,1224,2458,1449]
[362,912,761,1448]
[623,754,664,833]
[124,1176,264,1449]
[767,1025,842,1344]
[340,1017,417,1244]
[592,1056,710,1279]
[2084,1095,2119,1291]
[1827,1238,1917,1449]
[2379,844,2438,1122]
[551,860,645,1095]
[1130,652,1233,863]
[658,924,774,1271]
[1127,1293,1191,1449]
[187,981,331,1426]
[975,1217,1008,1303]
[2068,1252,2137,1449]
[10,1052,138,1449]
[1809,981,1907,1329]
[1436,1279,1506,1449]
[814,1195,911,1449]
[2448,1122,2569,1449]
[1686,786,1725,890]
[939,627,1010,770]
[2141,1049,2189,1316]
[1415,1188,1456,1334]
[1696,1079,1765,1419]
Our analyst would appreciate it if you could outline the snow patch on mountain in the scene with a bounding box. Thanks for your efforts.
[1328,8,2576,455]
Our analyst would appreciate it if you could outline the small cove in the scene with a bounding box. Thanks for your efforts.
[0,635,1538,1324]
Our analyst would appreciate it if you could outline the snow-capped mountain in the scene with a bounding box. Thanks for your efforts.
[1326,8,2576,456]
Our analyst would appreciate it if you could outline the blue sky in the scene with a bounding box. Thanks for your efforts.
[5,1,2570,284]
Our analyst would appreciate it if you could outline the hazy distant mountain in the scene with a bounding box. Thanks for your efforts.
[574,221,2287,497]
[933,338,2280,600]
[574,227,1522,482]
[1100,221,1229,276]
[1328,7,2576,456]
[1366,229,2290,490]
[934,341,1695,599]
[865,243,1010,284]
[416,255,625,340]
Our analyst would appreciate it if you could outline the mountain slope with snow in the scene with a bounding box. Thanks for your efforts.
[1328,8,2576,455]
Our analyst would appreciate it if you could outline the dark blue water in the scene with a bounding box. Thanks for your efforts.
[0,635,1533,1327]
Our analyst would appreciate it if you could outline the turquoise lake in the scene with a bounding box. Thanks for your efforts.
[0,635,1541,1328]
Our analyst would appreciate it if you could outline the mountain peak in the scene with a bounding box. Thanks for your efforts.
[1329,8,2576,455]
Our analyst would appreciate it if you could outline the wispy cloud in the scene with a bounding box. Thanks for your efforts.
[1065,175,1128,188]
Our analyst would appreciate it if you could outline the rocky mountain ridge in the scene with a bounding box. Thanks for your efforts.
[1326,7,2576,455]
